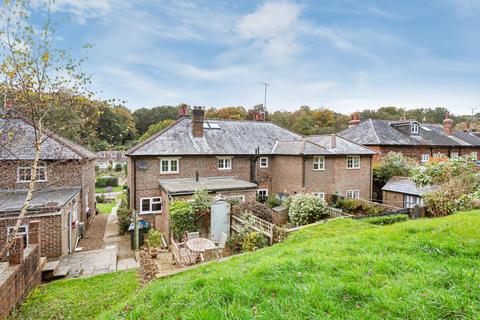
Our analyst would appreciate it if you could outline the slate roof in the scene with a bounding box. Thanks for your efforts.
[0,112,96,160]
[0,187,81,214]
[381,176,438,196]
[159,176,258,196]
[128,118,374,156]
[338,118,480,147]
[306,135,376,155]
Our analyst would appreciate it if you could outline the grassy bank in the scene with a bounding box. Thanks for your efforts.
[11,271,139,319]
[102,211,480,319]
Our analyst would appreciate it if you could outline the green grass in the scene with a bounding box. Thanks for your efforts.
[95,185,123,193]
[10,271,139,320]
[100,211,480,319]
[96,201,117,215]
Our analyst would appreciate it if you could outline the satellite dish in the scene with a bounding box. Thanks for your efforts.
[136,160,148,170]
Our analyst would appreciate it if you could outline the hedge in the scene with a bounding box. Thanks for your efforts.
[362,214,408,225]
[96,177,119,188]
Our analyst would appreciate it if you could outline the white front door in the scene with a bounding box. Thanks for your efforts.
[210,200,230,242]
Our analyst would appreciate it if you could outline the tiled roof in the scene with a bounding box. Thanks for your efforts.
[159,176,258,195]
[381,176,438,196]
[0,188,81,214]
[338,119,480,147]
[128,118,374,156]
[0,112,96,160]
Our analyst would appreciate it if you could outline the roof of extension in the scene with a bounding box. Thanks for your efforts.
[382,176,439,196]
[159,176,258,196]
[0,111,96,160]
[128,118,374,156]
[0,187,81,215]
[338,118,480,147]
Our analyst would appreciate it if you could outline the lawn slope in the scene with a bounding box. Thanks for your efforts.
[101,211,480,320]
[10,271,139,319]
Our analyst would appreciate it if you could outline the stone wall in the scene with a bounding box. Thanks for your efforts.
[0,222,44,319]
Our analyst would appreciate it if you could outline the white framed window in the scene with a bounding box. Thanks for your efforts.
[111,152,116,157]
[346,156,360,169]
[218,157,232,170]
[471,152,478,160]
[411,123,419,134]
[257,189,268,201]
[7,225,28,248]
[313,156,325,171]
[421,153,430,163]
[433,153,444,158]
[259,157,268,168]
[404,195,424,208]
[99,152,105,157]
[140,197,162,214]
[346,189,360,199]
[314,192,325,200]
[451,152,459,159]
[160,158,179,174]
[17,164,47,182]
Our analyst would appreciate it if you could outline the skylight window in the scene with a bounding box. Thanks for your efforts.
[203,121,221,130]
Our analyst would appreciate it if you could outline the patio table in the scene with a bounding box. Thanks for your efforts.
[185,238,216,262]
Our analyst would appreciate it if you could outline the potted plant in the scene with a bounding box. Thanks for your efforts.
[146,229,162,259]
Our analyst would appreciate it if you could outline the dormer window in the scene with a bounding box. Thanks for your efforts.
[411,123,419,134]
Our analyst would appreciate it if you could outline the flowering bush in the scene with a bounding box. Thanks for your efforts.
[288,193,328,226]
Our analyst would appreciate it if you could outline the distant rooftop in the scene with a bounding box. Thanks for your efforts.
[159,176,258,196]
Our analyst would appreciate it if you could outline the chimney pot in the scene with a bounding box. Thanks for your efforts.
[348,112,361,128]
[178,104,189,118]
[192,106,205,138]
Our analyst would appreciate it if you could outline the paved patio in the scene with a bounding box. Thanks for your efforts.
[56,246,117,278]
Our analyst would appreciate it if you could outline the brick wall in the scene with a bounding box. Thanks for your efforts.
[368,145,480,164]
[0,225,44,319]
[383,190,405,208]
[270,156,304,194]
[0,214,65,259]
[0,159,95,224]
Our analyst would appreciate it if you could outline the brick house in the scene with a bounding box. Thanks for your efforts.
[382,176,439,209]
[127,107,375,237]
[0,110,96,258]
[338,113,480,164]
[96,150,127,170]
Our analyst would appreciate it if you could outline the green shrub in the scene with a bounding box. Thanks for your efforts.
[96,194,106,203]
[169,201,195,240]
[191,188,213,213]
[234,201,273,223]
[266,196,282,208]
[334,198,384,216]
[362,214,408,225]
[95,176,119,188]
[114,163,123,172]
[241,231,269,252]
[288,193,328,226]
[226,233,244,254]
[117,208,131,234]
[146,229,163,248]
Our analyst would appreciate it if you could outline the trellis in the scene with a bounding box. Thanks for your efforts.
[231,214,275,244]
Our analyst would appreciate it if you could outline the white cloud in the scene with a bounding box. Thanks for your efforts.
[34,0,113,24]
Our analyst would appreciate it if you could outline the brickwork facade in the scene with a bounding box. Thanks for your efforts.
[382,190,405,208]
[368,145,480,164]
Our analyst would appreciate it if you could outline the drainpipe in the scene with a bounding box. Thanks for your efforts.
[302,156,306,188]
[133,157,137,211]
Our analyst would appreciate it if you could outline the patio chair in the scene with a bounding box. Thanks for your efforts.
[214,232,228,259]
[170,236,195,267]
[187,231,200,240]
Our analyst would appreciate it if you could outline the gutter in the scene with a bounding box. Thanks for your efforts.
[166,185,259,197]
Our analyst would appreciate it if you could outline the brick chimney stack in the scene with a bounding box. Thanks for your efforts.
[192,106,205,138]
[348,112,361,128]
[443,113,453,136]
[178,104,189,118]
[331,133,337,149]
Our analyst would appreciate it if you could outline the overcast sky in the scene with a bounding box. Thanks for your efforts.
[32,0,480,114]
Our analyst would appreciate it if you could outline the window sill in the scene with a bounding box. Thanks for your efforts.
[218,168,232,171]
[346,167,360,170]
[313,168,325,171]
[160,172,179,175]
[139,211,162,215]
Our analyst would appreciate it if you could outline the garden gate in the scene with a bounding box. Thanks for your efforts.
[210,200,231,242]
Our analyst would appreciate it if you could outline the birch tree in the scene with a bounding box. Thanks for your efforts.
[0,0,91,257]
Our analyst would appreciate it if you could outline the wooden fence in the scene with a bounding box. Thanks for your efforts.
[231,214,275,244]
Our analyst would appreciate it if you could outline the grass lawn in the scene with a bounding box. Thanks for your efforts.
[96,201,117,215]
[100,211,480,319]
[10,271,139,320]
[95,185,123,193]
